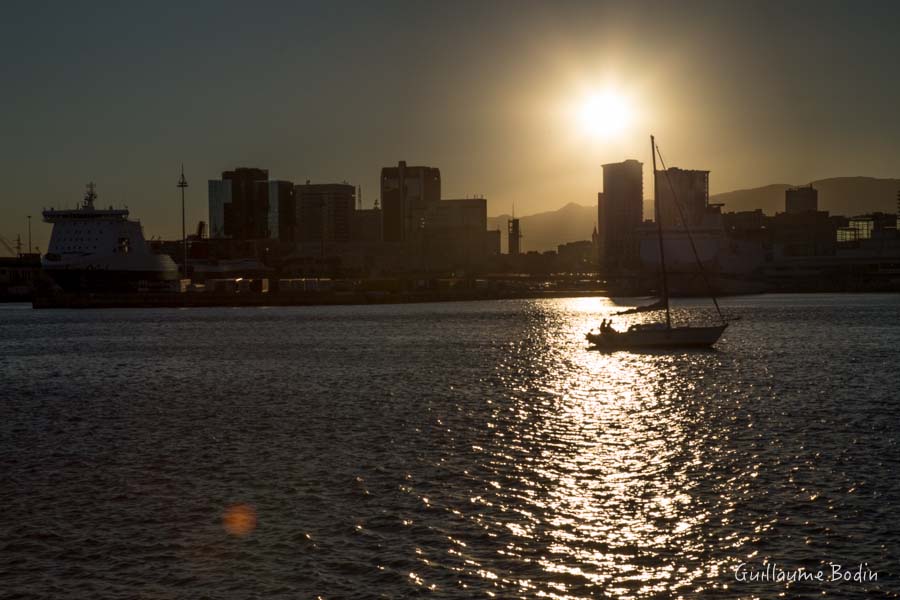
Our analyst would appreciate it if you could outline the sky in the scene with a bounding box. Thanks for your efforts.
[3,0,900,252]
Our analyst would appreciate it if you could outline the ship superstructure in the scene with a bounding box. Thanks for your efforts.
[41,183,178,291]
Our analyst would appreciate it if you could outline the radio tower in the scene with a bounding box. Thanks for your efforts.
[178,165,189,280]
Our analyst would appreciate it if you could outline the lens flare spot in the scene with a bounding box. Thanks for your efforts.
[223,503,257,537]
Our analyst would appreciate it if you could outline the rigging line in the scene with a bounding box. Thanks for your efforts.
[654,144,726,324]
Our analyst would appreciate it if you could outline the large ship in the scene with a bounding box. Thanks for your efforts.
[41,183,178,292]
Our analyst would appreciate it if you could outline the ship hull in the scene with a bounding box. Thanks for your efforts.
[43,268,178,292]
[587,324,727,349]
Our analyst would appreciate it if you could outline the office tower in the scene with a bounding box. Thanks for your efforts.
[423,197,492,268]
[508,218,521,255]
[207,167,269,239]
[295,183,356,243]
[208,180,231,239]
[352,208,383,243]
[266,180,296,242]
[598,159,643,270]
[380,161,441,242]
[655,167,709,229]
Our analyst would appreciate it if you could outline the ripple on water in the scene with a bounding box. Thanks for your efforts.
[1,295,899,598]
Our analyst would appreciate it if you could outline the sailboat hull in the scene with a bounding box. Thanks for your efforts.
[586,324,727,349]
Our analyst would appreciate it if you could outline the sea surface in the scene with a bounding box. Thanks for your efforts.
[1,294,899,599]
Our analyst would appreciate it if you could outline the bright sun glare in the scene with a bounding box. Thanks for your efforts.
[576,90,633,139]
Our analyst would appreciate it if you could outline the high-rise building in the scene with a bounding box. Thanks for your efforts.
[485,229,502,258]
[381,161,441,242]
[208,180,231,239]
[508,218,521,255]
[207,167,269,239]
[598,159,643,271]
[421,198,495,269]
[352,208,382,243]
[772,210,838,256]
[295,183,356,243]
[432,198,487,231]
[785,185,818,214]
[655,167,709,229]
[266,181,296,242]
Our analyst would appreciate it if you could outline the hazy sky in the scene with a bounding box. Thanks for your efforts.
[3,0,900,251]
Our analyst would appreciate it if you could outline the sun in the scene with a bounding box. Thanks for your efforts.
[576,89,633,139]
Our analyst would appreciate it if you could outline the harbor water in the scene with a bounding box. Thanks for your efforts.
[1,294,899,598]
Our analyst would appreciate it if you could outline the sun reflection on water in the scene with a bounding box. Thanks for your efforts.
[468,297,747,597]
[4,296,895,598]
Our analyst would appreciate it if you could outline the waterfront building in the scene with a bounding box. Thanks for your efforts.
[639,207,728,272]
[381,161,441,242]
[485,229,502,258]
[208,167,270,239]
[772,211,840,257]
[295,182,356,243]
[557,240,595,271]
[379,161,498,271]
[598,159,643,271]
[352,207,383,243]
[413,197,498,270]
[724,209,766,236]
[785,185,818,214]
[208,180,231,239]
[432,198,487,231]
[265,180,296,242]
[655,167,710,229]
[508,218,521,255]
[838,212,899,243]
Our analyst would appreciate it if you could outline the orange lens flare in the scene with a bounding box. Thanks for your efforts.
[222,503,257,537]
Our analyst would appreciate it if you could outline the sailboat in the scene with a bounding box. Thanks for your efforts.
[586,135,729,349]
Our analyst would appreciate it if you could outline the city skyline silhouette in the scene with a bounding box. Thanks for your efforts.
[4,1,900,251]
[3,4,900,596]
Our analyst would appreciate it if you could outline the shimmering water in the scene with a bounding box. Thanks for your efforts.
[2,294,899,599]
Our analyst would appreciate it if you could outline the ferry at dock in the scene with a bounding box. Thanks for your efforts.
[41,183,178,292]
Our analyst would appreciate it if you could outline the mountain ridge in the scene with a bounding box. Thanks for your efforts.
[487,176,900,252]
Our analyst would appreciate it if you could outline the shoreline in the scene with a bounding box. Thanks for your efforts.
[22,287,900,310]
[30,288,611,309]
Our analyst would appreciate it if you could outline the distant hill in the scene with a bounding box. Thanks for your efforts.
[488,177,900,252]
[711,176,900,216]
[488,202,596,253]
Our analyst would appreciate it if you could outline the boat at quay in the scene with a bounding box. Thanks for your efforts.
[41,183,178,292]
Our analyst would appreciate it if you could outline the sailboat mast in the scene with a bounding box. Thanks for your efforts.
[651,135,672,329]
